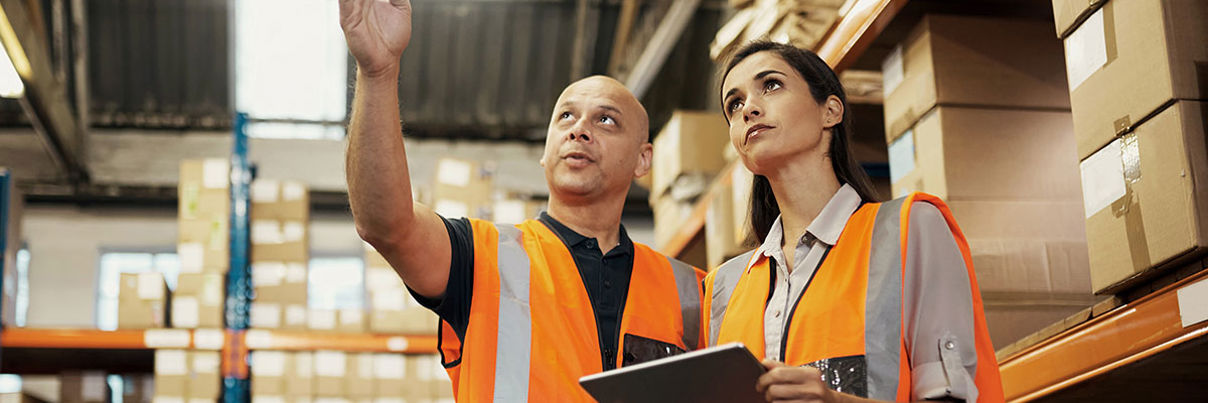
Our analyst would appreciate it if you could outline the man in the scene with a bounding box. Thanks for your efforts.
[338,0,705,401]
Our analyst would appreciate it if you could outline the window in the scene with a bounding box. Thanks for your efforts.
[0,374,19,394]
[308,256,364,310]
[235,0,348,139]
[96,252,180,331]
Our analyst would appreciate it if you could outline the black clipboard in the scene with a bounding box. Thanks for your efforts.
[578,342,767,403]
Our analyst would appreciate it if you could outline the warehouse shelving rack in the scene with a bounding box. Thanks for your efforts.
[0,114,439,401]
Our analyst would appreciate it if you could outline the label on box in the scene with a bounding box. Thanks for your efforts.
[252,220,284,244]
[436,159,472,187]
[178,243,204,273]
[193,329,225,350]
[155,350,189,375]
[171,297,199,328]
[282,182,306,201]
[433,199,469,219]
[386,337,409,352]
[1064,7,1108,91]
[252,262,287,287]
[244,329,274,349]
[340,309,364,325]
[252,303,283,328]
[1080,139,1126,218]
[308,309,336,330]
[252,180,281,204]
[203,159,228,189]
[283,221,306,242]
[314,351,347,377]
[887,130,916,184]
[881,45,904,96]
[285,305,308,326]
[252,351,287,376]
[202,278,224,305]
[1178,278,1208,328]
[138,272,165,300]
[285,263,308,283]
[192,352,220,374]
[494,200,527,224]
[145,329,191,349]
[374,355,406,379]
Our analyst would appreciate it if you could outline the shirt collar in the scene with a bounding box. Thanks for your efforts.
[749,184,863,271]
[538,211,633,255]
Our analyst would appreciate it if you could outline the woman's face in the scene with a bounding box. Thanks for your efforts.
[720,51,841,175]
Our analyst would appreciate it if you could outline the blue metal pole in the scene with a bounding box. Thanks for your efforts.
[224,112,252,403]
[0,168,11,367]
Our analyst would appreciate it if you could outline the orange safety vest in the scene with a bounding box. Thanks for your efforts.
[438,218,706,402]
[703,193,1004,402]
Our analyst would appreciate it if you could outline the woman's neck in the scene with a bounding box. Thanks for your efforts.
[766,154,841,253]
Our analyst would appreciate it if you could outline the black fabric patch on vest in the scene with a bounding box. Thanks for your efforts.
[621,333,686,367]
[802,354,868,398]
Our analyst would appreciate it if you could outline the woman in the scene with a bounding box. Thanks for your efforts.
[703,41,1004,403]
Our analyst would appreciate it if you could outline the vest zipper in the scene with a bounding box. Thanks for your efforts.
[779,246,832,361]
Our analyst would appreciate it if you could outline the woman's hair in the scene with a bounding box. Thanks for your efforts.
[720,41,881,242]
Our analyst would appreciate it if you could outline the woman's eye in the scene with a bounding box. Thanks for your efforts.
[764,80,782,92]
[727,99,743,115]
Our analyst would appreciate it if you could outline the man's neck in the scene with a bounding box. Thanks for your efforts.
[546,194,626,253]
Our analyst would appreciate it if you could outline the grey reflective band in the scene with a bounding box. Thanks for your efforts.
[865,197,905,400]
[707,251,754,346]
[493,224,532,402]
[667,257,702,350]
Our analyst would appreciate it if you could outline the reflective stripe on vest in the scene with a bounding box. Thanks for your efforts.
[708,250,756,347]
[667,256,702,350]
[494,224,532,402]
[866,197,905,400]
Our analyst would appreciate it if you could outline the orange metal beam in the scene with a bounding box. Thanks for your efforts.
[816,0,908,72]
[999,268,1208,401]
[241,330,438,354]
[0,328,152,349]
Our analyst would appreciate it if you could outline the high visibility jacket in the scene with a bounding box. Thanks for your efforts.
[703,193,1004,402]
[438,218,706,402]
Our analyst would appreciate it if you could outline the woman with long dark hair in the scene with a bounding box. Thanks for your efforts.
[702,41,1004,402]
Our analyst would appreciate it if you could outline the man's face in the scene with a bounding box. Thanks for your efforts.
[541,76,651,200]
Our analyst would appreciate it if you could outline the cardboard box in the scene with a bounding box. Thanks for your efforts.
[60,371,108,403]
[370,308,438,335]
[984,302,1089,350]
[339,309,367,334]
[251,302,282,329]
[1051,0,1103,38]
[173,273,225,329]
[372,354,407,398]
[178,218,229,274]
[348,353,376,398]
[492,198,546,224]
[252,179,310,221]
[881,15,1069,141]
[1063,0,1208,159]
[188,351,222,399]
[251,351,288,396]
[313,351,347,396]
[1081,101,1208,293]
[651,194,698,250]
[650,111,731,201]
[178,159,230,214]
[706,182,743,271]
[287,352,316,397]
[308,309,337,333]
[251,261,308,304]
[282,304,309,331]
[887,106,1081,201]
[431,158,495,220]
[252,220,308,262]
[119,272,169,329]
[730,165,754,247]
[155,350,190,398]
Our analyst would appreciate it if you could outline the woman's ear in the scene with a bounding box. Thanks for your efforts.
[822,95,844,128]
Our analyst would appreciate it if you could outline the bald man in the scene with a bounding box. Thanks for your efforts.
[340,1,705,401]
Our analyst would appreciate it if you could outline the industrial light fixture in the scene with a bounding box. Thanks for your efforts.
[0,4,30,99]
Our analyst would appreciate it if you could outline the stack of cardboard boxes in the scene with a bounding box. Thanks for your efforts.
[1056,0,1208,294]
[153,349,222,402]
[704,164,756,270]
[881,15,1094,348]
[248,179,324,332]
[118,272,169,329]
[0,168,20,326]
[711,0,850,61]
[431,157,496,221]
[250,352,451,402]
[173,159,230,330]
[650,111,733,250]
[365,245,438,335]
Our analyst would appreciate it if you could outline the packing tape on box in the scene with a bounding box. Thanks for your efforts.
[1112,132,1151,271]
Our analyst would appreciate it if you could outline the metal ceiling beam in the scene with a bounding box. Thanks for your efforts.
[0,0,89,183]
[570,0,600,80]
[623,0,700,99]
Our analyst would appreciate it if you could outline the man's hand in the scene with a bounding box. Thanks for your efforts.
[756,360,837,403]
[339,0,412,78]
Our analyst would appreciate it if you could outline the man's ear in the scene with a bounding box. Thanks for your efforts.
[634,142,653,178]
